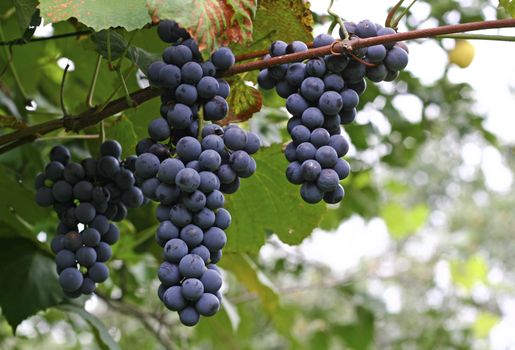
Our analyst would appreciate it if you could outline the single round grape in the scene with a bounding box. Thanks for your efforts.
[301,159,322,181]
[377,27,397,48]
[186,160,201,172]
[310,128,331,148]
[156,183,181,206]
[285,94,309,117]
[201,123,224,137]
[63,162,85,184]
[237,156,256,178]
[316,168,340,192]
[202,227,226,251]
[347,79,367,96]
[183,191,207,212]
[82,228,101,247]
[191,245,211,263]
[324,74,345,91]
[384,47,409,71]
[175,168,201,193]
[164,238,188,263]
[286,40,308,53]
[121,187,144,208]
[340,89,360,110]
[257,69,276,90]
[201,61,216,76]
[158,64,182,89]
[51,235,65,254]
[157,19,189,43]
[198,171,220,193]
[206,190,225,209]
[156,220,180,244]
[166,103,192,130]
[95,242,112,262]
[181,61,203,84]
[220,177,240,194]
[300,182,324,204]
[201,134,224,154]
[100,140,122,159]
[315,145,339,167]
[102,224,120,245]
[366,44,387,63]
[341,61,366,83]
[296,142,317,162]
[210,249,222,264]
[200,269,222,293]
[97,155,120,178]
[204,96,228,121]
[193,208,216,229]
[196,76,219,100]
[318,91,343,115]
[306,58,326,77]
[341,108,357,124]
[141,178,160,200]
[112,203,127,222]
[195,293,220,317]
[244,132,261,154]
[329,134,349,157]
[51,180,73,202]
[198,150,221,171]
[180,224,204,248]
[63,231,82,252]
[158,261,181,287]
[217,79,230,98]
[175,84,198,106]
[324,184,345,204]
[276,80,297,98]
[88,262,109,283]
[45,161,65,181]
[76,246,97,267]
[80,277,96,294]
[56,250,76,270]
[211,47,235,70]
[147,61,166,85]
[75,202,96,224]
[301,107,324,130]
[179,306,200,327]
[285,63,306,87]
[229,150,251,172]
[72,181,93,202]
[214,208,231,230]
[135,153,160,179]
[217,164,236,185]
[291,124,311,145]
[333,158,351,180]
[283,143,297,162]
[170,204,193,227]
[356,19,377,38]
[50,145,71,165]
[163,45,192,66]
[35,187,54,207]
[269,40,287,56]
[148,118,171,141]
[223,127,248,151]
[156,158,183,185]
[163,285,187,311]
[179,254,206,278]
[176,136,201,162]
[59,267,83,292]
[114,168,135,190]
[325,55,349,72]
[366,63,388,82]
[81,158,98,179]
[314,33,335,48]
[182,278,204,301]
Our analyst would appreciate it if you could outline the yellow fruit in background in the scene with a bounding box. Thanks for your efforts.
[448,39,475,68]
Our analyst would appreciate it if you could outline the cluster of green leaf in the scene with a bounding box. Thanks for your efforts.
[1,0,514,349]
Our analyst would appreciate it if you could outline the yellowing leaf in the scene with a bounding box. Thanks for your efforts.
[221,76,262,126]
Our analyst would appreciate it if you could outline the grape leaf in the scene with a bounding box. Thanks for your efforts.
[225,144,327,253]
[499,0,515,17]
[57,304,121,350]
[381,202,428,239]
[230,0,313,55]
[0,237,64,332]
[11,0,38,36]
[221,76,262,126]
[39,0,257,53]
[105,116,138,159]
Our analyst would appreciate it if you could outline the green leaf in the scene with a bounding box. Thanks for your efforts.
[150,0,258,52]
[222,76,262,125]
[336,306,375,350]
[105,116,138,159]
[57,304,121,350]
[381,202,428,239]
[230,0,313,55]
[39,0,150,32]
[473,312,499,338]
[450,255,488,290]
[11,0,38,36]
[499,0,515,17]
[225,144,327,253]
[0,237,64,331]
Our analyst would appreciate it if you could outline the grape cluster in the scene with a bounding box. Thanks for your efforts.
[258,20,409,204]
[34,141,144,298]
[139,19,260,326]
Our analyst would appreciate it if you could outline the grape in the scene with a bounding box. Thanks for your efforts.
[121,186,144,208]
[306,58,326,77]
[270,40,287,56]
[296,142,317,162]
[286,40,308,53]
[112,203,127,222]
[180,224,204,247]
[347,79,367,96]
[136,153,161,179]
[341,60,366,83]
[35,187,54,206]
[324,184,345,204]
[201,123,224,137]
[91,186,110,205]
[179,306,200,327]
[377,27,397,48]
[175,84,198,105]
[170,204,193,227]
[97,156,120,178]
[291,125,311,144]
[100,140,122,159]
[258,69,276,89]
[182,278,204,301]
[366,44,387,63]
[45,161,64,181]
[157,158,184,184]
[229,151,251,172]
[316,169,340,192]
[310,128,331,147]
[156,183,181,205]
[211,47,235,70]
[318,91,343,115]
[76,247,97,267]
[210,249,222,264]
[217,80,230,98]
[214,208,231,230]
[71,181,92,202]
[75,202,96,223]
[52,180,73,202]
[366,63,388,82]
[95,242,112,262]
[158,261,181,287]
[158,20,189,43]
[201,61,216,76]
[193,208,216,229]
[159,64,182,89]
[198,171,220,193]
[201,134,224,153]
[102,224,120,245]
[80,278,96,295]
[217,164,236,184]
[300,77,325,102]
[285,142,299,161]
[148,118,171,141]
[64,231,82,251]
[285,63,307,86]
[223,127,247,150]
[82,228,101,246]
[195,293,220,317]
[329,135,349,157]
[183,191,207,212]
[59,267,83,292]
[163,45,192,66]
[200,269,222,293]
[204,96,228,121]
[286,93,310,116]
[325,55,349,72]
[384,47,409,71]
[191,245,211,263]
[333,159,351,180]
[178,254,206,278]
[356,19,377,38]
[181,61,203,84]
[324,74,345,91]
[51,235,65,254]
[163,286,187,311]
[88,262,109,283]
[206,190,225,209]
[141,178,160,199]
[63,163,85,184]
[148,61,166,85]
[50,145,71,165]
[166,103,192,129]
[176,137,202,162]
[156,204,172,222]
[35,173,45,189]
[115,168,135,189]
[301,160,322,181]
[197,76,219,99]
[202,227,226,251]
[313,33,335,48]
[198,150,221,171]
[244,132,261,154]
[56,250,76,270]
[315,145,339,168]
[340,109,357,124]
[300,182,324,204]
[175,168,201,192]
[340,89,360,110]
[157,220,180,244]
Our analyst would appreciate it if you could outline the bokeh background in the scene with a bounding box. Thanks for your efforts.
[1,0,514,349]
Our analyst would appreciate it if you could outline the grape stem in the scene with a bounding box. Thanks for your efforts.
[1,18,515,154]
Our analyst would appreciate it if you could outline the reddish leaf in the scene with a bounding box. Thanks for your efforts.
[219,76,262,126]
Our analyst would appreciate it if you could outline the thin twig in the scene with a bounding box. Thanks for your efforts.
[392,0,418,28]
[87,54,102,108]
[0,30,92,46]
[385,0,405,29]
[60,64,70,117]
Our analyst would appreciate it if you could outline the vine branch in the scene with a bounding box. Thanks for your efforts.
[0,19,514,154]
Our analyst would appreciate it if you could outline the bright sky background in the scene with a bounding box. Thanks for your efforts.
[260,1,515,348]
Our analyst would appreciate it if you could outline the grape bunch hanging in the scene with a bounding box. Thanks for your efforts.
[35,141,143,298]
[258,19,409,204]
[137,20,261,326]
